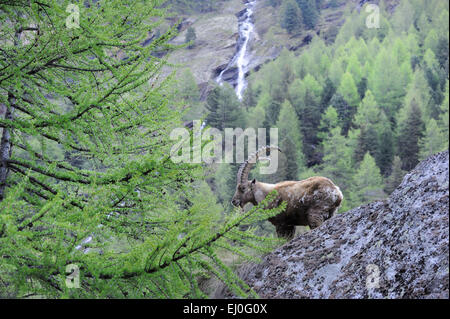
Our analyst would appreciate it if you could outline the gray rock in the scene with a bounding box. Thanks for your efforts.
[215,151,449,299]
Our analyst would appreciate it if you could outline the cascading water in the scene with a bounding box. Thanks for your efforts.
[217,0,257,100]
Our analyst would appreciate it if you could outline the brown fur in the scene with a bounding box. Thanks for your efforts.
[232,176,343,239]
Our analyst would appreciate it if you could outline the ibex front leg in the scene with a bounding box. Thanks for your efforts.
[275,224,295,239]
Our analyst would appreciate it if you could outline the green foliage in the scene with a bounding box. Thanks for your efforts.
[213,163,236,208]
[318,106,339,141]
[275,100,305,180]
[337,71,359,115]
[353,90,394,175]
[0,0,284,299]
[288,74,322,164]
[185,27,197,49]
[295,0,319,29]
[329,93,351,134]
[384,156,407,195]
[280,0,303,34]
[177,68,200,102]
[320,126,353,194]
[349,152,385,206]
[1,0,448,299]
[419,118,447,160]
[205,84,243,130]
[368,47,412,121]
[236,0,448,216]
[397,99,425,171]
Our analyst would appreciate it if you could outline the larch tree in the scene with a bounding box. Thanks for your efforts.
[337,72,359,112]
[368,47,412,121]
[0,0,283,298]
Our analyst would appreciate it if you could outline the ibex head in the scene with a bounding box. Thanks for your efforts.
[231,145,281,208]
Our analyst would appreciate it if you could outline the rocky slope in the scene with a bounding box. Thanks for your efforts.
[215,150,449,299]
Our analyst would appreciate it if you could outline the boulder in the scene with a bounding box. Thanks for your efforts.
[215,151,449,299]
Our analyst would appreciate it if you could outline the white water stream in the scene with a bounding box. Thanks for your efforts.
[217,0,257,100]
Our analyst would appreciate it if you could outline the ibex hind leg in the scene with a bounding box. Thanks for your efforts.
[275,224,295,240]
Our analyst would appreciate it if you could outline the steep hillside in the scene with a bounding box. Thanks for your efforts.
[168,0,245,88]
[215,151,449,299]
[168,0,377,96]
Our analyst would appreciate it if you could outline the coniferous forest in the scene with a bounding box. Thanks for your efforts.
[0,0,448,299]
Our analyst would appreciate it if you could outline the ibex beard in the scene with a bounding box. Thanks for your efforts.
[232,146,343,239]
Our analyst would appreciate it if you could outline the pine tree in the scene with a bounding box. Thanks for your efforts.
[329,93,352,135]
[377,122,395,176]
[419,118,447,160]
[354,125,379,164]
[288,75,322,165]
[397,99,425,171]
[318,105,339,137]
[353,90,393,175]
[403,68,434,121]
[213,163,236,207]
[357,77,368,100]
[276,138,299,181]
[280,0,303,34]
[242,83,257,109]
[384,156,406,194]
[350,153,385,206]
[321,126,353,191]
[275,100,304,180]
[320,77,337,112]
[295,0,319,29]
[205,84,243,130]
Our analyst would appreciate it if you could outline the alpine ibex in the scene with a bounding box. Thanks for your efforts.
[231,146,343,239]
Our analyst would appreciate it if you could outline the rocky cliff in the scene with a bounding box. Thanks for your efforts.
[215,150,449,299]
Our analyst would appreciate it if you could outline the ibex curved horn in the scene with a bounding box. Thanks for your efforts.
[236,145,282,185]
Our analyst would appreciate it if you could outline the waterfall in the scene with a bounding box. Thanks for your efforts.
[217,0,257,100]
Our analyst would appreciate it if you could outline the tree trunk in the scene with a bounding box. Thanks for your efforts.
[0,93,15,201]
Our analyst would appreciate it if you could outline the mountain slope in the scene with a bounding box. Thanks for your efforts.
[167,0,377,95]
[215,150,449,299]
